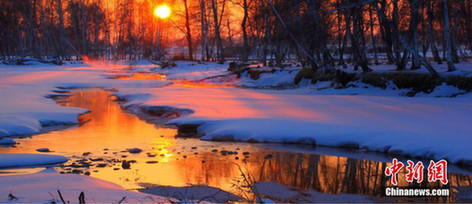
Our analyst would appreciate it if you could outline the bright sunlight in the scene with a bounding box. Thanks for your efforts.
[154,5,171,19]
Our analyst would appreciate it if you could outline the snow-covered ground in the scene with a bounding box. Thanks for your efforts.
[0,60,169,137]
[0,168,171,203]
[115,84,472,164]
[0,153,67,168]
[0,59,471,201]
[2,60,471,165]
[255,181,372,203]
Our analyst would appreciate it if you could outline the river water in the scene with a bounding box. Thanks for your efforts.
[1,88,471,202]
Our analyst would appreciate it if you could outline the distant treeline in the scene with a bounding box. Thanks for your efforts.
[1,0,471,75]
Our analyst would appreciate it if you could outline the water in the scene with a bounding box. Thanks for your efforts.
[1,89,471,202]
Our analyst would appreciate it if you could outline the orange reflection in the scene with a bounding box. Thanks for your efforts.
[110,72,167,81]
[1,89,470,203]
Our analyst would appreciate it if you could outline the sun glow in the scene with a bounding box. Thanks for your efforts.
[154,5,171,19]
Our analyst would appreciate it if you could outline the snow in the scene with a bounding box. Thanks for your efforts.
[416,82,464,97]
[238,69,299,88]
[255,181,372,203]
[153,61,229,80]
[139,185,241,203]
[0,169,172,203]
[0,137,16,145]
[0,61,170,137]
[1,60,472,165]
[0,154,67,168]
[115,85,472,164]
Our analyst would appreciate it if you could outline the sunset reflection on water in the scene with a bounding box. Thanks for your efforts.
[1,89,471,202]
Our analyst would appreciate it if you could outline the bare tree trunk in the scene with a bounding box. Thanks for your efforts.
[409,0,421,70]
[199,0,207,62]
[443,0,456,71]
[426,0,442,64]
[56,0,66,59]
[369,4,379,65]
[183,0,194,60]
[264,0,322,70]
[241,0,250,62]
[211,0,225,64]
[373,2,439,77]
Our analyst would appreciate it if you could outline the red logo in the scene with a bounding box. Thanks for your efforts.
[385,159,448,186]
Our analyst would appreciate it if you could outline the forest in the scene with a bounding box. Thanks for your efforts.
[1,0,472,75]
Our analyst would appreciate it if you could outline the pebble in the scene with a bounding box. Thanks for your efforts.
[128,148,143,154]
[36,148,50,152]
[122,160,131,169]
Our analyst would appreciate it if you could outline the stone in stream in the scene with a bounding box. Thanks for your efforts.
[128,148,143,154]
[211,149,218,153]
[96,163,107,168]
[242,152,250,155]
[72,169,82,174]
[146,161,159,164]
[82,152,91,156]
[36,148,50,152]
[122,160,131,169]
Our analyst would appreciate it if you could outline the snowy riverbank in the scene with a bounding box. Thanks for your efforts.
[1,60,471,165]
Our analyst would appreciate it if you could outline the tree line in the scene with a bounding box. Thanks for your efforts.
[1,0,471,74]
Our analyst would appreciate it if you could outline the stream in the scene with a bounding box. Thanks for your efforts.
[1,88,471,202]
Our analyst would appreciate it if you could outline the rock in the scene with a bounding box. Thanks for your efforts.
[82,152,91,156]
[242,152,250,155]
[96,163,107,168]
[36,148,50,152]
[0,138,16,145]
[122,160,131,169]
[84,171,91,176]
[211,149,218,152]
[128,148,143,154]
[146,161,159,164]
[72,169,82,174]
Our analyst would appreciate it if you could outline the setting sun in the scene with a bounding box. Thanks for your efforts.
[154,5,171,19]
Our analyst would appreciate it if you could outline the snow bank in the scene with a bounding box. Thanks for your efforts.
[0,154,67,168]
[116,85,472,164]
[255,181,372,203]
[153,61,229,80]
[0,62,169,137]
[0,169,171,203]
[238,69,299,88]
